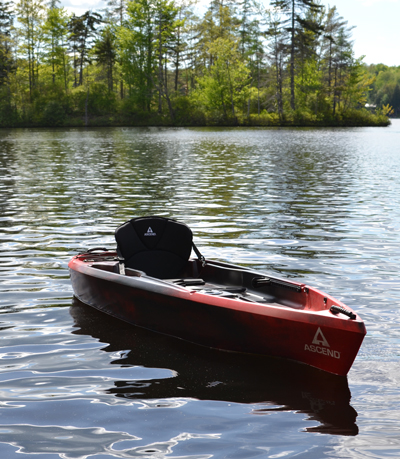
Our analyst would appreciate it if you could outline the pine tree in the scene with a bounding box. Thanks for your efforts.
[331,24,353,114]
[103,0,127,98]
[68,11,102,87]
[266,10,286,120]
[321,6,350,101]
[93,25,117,92]
[197,0,238,67]
[270,0,323,110]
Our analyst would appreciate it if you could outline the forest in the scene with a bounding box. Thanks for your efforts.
[0,0,393,128]
[366,64,400,118]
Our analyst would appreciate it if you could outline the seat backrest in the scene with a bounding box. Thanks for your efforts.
[115,216,193,278]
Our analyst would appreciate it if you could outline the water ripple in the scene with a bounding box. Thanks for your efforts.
[1,124,400,457]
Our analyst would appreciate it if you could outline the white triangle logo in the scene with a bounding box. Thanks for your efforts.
[144,227,156,236]
[312,327,330,347]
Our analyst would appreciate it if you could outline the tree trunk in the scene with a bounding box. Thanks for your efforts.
[85,88,89,126]
[158,24,162,114]
[290,0,295,111]
[226,62,236,120]
[333,67,337,115]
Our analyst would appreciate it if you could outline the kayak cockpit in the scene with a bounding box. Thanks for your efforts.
[85,255,306,310]
[113,216,305,308]
[77,216,344,313]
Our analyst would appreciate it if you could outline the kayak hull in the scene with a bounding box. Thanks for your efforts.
[69,251,366,376]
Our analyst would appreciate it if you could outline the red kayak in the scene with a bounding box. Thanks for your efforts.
[68,216,366,376]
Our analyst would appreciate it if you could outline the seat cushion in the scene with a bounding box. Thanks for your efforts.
[115,216,193,278]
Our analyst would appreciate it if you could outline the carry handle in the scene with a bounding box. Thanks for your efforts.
[330,305,356,320]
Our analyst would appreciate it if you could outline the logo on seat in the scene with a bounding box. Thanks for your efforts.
[144,227,156,236]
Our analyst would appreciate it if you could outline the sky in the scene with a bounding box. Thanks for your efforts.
[60,0,400,67]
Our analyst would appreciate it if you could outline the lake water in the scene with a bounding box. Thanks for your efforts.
[1,121,400,458]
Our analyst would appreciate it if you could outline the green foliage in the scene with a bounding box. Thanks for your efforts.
[93,26,117,92]
[69,11,102,87]
[70,84,117,116]
[171,95,205,125]
[0,87,18,126]
[191,37,250,123]
[15,0,46,97]
[42,6,70,89]
[0,0,392,127]
[0,0,15,86]
[366,65,400,116]
[117,0,156,112]
[339,108,390,126]
[378,103,394,117]
[116,0,182,120]
[246,111,281,126]
[41,100,66,126]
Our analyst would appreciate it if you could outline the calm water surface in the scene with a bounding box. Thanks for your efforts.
[1,121,400,458]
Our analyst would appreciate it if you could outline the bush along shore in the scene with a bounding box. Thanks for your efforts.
[0,105,390,129]
[0,0,393,129]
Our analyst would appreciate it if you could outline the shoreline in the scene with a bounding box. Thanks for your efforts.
[0,116,391,129]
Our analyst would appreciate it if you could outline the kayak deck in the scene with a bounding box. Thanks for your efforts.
[86,255,340,314]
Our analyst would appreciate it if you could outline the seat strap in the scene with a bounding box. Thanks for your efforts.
[192,242,206,267]
[118,257,125,275]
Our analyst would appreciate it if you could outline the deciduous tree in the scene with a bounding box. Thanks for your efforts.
[0,0,14,87]
[191,37,250,121]
[15,0,46,98]
[42,4,70,90]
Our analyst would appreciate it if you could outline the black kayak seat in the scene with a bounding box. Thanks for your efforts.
[115,216,194,279]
